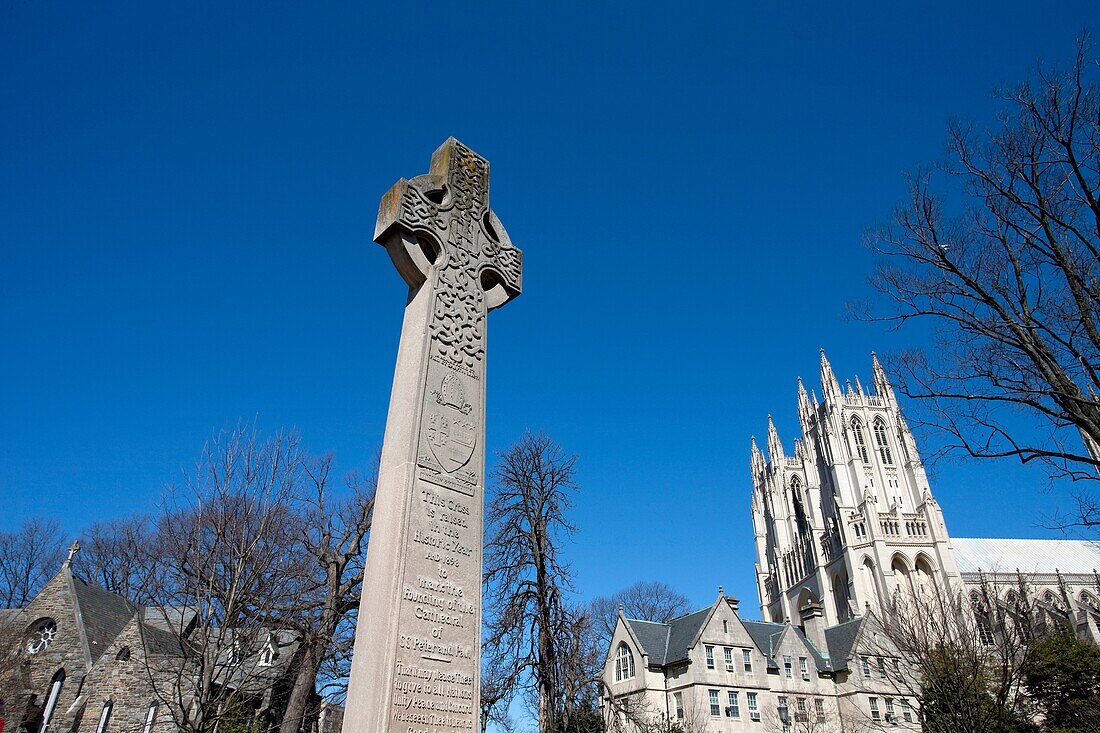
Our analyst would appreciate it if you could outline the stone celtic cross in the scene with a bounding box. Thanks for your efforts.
[344,138,522,733]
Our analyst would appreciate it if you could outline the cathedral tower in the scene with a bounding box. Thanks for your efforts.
[751,351,962,627]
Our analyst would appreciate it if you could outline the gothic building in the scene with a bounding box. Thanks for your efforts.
[0,550,323,733]
[751,350,1100,640]
[601,351,1100,731]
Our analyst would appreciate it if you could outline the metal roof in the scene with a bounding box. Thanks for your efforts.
[953,537,1100,575]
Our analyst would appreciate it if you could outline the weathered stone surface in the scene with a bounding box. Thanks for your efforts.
[344,139,522,733]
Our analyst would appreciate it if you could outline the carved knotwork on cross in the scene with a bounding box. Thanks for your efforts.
[375,138,522,370]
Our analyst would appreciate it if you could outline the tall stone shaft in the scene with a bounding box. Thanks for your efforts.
[344,139,522,733]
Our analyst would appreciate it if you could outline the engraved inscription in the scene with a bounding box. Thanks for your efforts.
[388,486,479,731]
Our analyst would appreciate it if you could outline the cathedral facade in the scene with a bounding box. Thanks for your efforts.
[601,351,1100,731]
[751,351,1100,640]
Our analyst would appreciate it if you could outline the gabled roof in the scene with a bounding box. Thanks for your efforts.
[741,620,787,668]
[70,575,140,664]
[623,619,671,665]
[823,617,865,671]
[665,608,710,665]
[622,607,711,667]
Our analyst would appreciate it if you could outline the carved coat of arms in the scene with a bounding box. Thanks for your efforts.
[424,372,477,473]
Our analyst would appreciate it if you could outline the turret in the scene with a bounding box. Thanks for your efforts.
[820,348,841,402]
[750,436,766,476]
[871,352,897,405]
[767,415,784,463]
[796,378,812,428]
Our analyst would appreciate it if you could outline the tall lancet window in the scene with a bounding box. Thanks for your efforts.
[95,700,113,733]
[850,418,870,464]
[142,703,159,733]
[873,419,893,465]
[40,669,66,733]
[790,477,809,538]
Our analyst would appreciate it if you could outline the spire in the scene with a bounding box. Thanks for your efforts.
[767,415,784,461]
[871,351,896,404]
[750,435,765,473]
[855,375,865,396]
[820,348,841,400]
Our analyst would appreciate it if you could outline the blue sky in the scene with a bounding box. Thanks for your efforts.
[1,2,1095,621]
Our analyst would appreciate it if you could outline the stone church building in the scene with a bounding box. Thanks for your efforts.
[0,552,312,733]
[602,351,1100,731]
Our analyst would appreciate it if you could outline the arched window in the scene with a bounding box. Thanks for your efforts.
[1080,591,1099,613]
[40,669,66,733]
[142,703,159,733]
[873,419,893,465]
[862,558,881,605]
[1042,591,1060,611]
[614,642,635,682]
[27,618,58,654]
[914,556,935,596]
[790,477,809,538]
[891,556,911,597]
[850,418,870,464]
[95,700,113,733]
[116,646,131,662]
[832,572,851,621]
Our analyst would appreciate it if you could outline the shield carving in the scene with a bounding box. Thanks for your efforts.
[425,373,477,473]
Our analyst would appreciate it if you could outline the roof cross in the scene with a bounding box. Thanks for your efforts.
[65,540,81,566]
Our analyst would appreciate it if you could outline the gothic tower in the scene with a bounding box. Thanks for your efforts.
[751,351,962,628]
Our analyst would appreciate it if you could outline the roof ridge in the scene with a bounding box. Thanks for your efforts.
[666,607,711,623]
[625,618,670,626]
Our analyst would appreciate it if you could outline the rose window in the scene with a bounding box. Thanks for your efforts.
[27,618,57,654]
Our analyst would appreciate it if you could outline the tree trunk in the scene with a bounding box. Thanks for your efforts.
[279,639,321,733]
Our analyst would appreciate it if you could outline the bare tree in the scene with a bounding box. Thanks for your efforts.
[860,34,1100,492]
[275,455,374,733]
[0,518,64,609]
[142,426,312,733]
[865,577,1040,733]
[761,704,880,730]
[588,581,691,649]
[73,515,155,599]
[603,691,707,733]
[482,431,581,733]
[0,612,30,730]
[552,606,606,733]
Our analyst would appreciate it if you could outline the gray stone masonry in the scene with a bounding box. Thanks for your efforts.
[343,138,522,733]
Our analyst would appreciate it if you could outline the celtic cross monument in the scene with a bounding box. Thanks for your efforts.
[344,138,522,733]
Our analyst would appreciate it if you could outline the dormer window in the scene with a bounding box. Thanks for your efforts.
[259,636,278,667]
[27,618,58,654]
[614,642,635,682]
[229,639,243,665]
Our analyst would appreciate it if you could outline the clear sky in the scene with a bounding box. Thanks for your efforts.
[1,2,1095,623]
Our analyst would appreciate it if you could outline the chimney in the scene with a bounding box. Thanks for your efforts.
[799,599,826,651]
